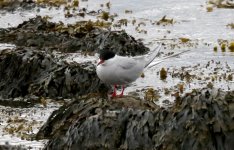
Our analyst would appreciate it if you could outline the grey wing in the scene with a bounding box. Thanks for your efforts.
[115,57,143,84]
[117,57,137,70]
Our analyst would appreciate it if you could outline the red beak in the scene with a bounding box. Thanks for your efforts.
[97,59,105,66]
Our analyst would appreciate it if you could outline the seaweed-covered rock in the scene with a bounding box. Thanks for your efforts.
[0,0,36,11]
[0,48,107,99]
[0,16,149,55]
[0,16,151,101]
[36,96,159,149]
[208,0,234,8]
[37,89,234,150]
[154,89,234,150]
[0,144,27,150]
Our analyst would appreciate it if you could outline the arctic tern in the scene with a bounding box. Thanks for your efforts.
[96,44,162,98]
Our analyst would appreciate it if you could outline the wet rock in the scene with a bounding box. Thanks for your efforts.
[155,89,234,150]
[0,16,150,105]
[0,48,107,99]
[36,96,159,149]
[0,96,40,108]
[0,0,36,12]
[0,16,149,56]
[37,88,234,150]
[0,144,26,150]
[208,0,234,8]
[0,0,75,11]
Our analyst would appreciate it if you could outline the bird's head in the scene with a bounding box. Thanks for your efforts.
[98,51,115,65]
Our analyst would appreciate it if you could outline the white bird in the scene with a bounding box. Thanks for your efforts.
[96,44,162,98]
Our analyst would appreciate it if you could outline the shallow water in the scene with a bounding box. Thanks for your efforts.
[0,100,62,149]
[0,0,234,149]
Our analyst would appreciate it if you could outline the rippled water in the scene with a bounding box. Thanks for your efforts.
[0,100,61,149]
[0,0,234,149]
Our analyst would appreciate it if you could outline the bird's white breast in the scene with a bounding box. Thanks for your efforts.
[96,55,145,85]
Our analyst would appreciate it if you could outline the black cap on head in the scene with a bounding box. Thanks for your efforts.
[99,51,115,60]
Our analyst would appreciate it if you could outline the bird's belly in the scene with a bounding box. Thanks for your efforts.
[96,66,123,85]
[96,65,142,85]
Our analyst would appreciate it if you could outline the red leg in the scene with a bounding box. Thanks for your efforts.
[111,85,117,98]
[118,85,125,97]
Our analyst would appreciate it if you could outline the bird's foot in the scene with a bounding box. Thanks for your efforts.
[117,85,125,98]
[111,92,117,98]
[110,92,124,98]
[116,93,124,98]
[110,94,124,98]
[110,85,117,98]
[110,85,125,98]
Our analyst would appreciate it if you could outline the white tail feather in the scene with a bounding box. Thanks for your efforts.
[144,43,162,68]
[147,50,190,68]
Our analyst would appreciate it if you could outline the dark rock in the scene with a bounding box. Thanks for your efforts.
[0,48,107,99]
[0,144,27,150]
[37,89,234,150]
[37,96,159,150]
[0,16,149,56]
[0,96,40,108]
[0,16,150,105]
[0,0,36,12]
[208,0,234,9]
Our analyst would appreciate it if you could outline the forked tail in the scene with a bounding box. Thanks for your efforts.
[144,43,162,68]
[147,49,190,68]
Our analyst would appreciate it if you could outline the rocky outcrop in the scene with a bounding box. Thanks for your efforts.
[0,16,150,100]
[0,48,107,99]
[0,144,26,150]
[37,88,234,150]
[0,16,149,55]
[208,0,234,8]
[0,0,36,11]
